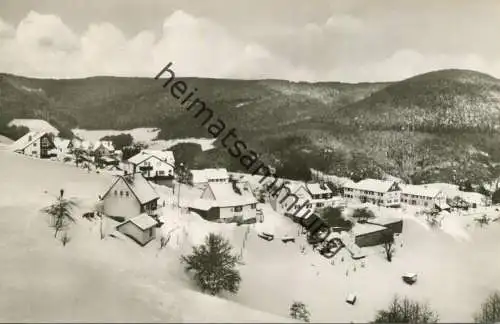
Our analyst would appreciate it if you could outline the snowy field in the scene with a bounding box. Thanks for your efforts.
[72,128,161,143]
[8,119,59,135]
[0,150,293,323]
[154,181,500,322]
[148,138,216,151]
[72,128,216,151]
[2,151,500,322]
[0,135,13,145]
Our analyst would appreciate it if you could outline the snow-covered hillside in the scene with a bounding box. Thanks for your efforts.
[0,134,13,146]
[2,150,500,322]
[8,119,59,135]
[0,150,295,323]
[148,138,216,151]
[72,128,161,143]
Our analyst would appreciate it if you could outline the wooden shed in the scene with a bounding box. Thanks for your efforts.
[116,213,158,246]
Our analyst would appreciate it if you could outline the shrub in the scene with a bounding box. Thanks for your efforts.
[290,301,310,322]
[352,207,376,222]
[473,291,500,323]
[374,295,439,323]
[181,233,241,296]
[320,207,353,230]
[100,133,133,151]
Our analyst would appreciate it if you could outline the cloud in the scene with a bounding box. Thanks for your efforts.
[0,10,313,80]
[325,49,496,82]
[0,10,499,82]
[324,14,365,33]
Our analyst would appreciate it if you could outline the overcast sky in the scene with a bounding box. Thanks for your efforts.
[0,0,499,82]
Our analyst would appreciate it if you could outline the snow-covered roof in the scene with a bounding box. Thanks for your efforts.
[344,179,398,193]
[401,184,442,198]
[142,149,174,163]
[71,139,92,150]
[53,137,70,149]
[93,140,115,152]
[105,165,121,171]
[8,118,59,135]
[191,168,229,184]
[103,173,159,204]
[424,183,487,204]
[100,156,117,163]
[119,213,157,230]
[128,151,174,166]
[10,131,48,151]
[306,183,333,195]
[189,198,215,211]
[205,182,257,207]
[352,223,388,236]
[372,217,402,226]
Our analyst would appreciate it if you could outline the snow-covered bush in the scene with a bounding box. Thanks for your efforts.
[181,233,241,296]
[289,301,310,322]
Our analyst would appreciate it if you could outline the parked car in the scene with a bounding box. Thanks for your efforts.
[258,232,274,241]
[282,236,295,243]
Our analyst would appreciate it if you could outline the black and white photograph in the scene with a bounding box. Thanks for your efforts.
[1,0,500,322]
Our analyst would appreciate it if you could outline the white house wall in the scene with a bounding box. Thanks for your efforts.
[103,179,142,219]
[136,158,174,178]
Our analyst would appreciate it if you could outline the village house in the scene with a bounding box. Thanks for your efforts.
[128,150,175,185]
[52,137,71,159]
[97,155,120,167]
[424,183,491,208]
[10,131,56,159]
[400,184,448,209]
[92,140,115,157]
[100,172,160,222]
[68,138,92,153]
[270,181,340,216]
[190,168,230,187]
[343,179,401,207]
[116,213,158,246]
[188,181,258,223]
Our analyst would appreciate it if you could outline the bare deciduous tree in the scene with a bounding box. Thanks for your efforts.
[374,295,439,323]
[473,291,500,323]
[382,233,395,262]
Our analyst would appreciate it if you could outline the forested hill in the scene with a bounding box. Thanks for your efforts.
[2,69,500,186]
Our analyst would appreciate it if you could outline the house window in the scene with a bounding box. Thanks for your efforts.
[114,190,118,196]
[148,227,153,237]
[120,191,123,197]
[125,191,129,197]
[316,203,324,208]
[233,206,243,212]
[251,204,256,209]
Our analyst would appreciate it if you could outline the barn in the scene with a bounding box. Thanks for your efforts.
[352,223,393,247]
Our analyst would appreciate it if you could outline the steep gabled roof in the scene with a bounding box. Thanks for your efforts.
[142,149,174,163]
[204,181,257,207]
[128,152,174,168]
[344,179,399,193]
[117,213,157,230]
[306,183,333,195]
[10,131,48,152]
[191,168,229,183]
[401,184,441,198]
[102,173,159,205]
